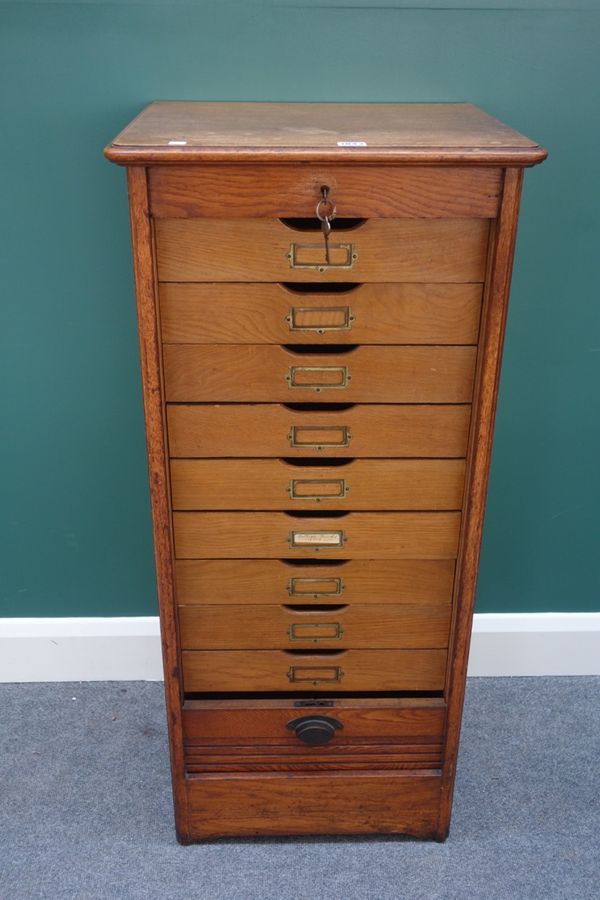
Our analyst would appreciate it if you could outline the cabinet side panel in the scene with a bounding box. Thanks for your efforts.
[439,168,524,838]
[126,167,189,840]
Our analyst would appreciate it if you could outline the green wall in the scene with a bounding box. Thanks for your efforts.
[1,1,599,617]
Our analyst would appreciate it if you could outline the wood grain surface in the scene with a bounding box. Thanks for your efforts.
[149,165,501,218]
[175,558,456,606]
[184,771,442,839]
[173,511,461,560]
[182,648,447,693]
[159,282,483,345]
[105,101,546,166]
[155,217,490,283]
[163,344,477,403]
[179,602,451,650]
[167,403,471,459]
[170,458,466,511]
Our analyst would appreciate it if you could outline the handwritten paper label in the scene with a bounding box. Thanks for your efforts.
[292,531,343,547]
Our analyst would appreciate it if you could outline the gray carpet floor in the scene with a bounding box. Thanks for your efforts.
[1,678,598,900]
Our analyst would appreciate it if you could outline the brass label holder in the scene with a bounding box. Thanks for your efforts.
[286,305,355,335]
[285,365,350,392]
[287,622,344,643]
[287,425,352,450]
[287,242,357,273]
[288,530,347,551]
[287,665,344,685]
[288,478,349,501]
[287,576,345,598]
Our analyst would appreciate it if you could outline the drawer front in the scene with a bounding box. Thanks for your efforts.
[167,404,471,458]
[170,458,466,511]
[182,649,447,692]
[175,559,456,606]
[163,345,477,403]
[184,698,445,743]
[159,282,483,345]
[173,511,461,559]
[179,603,451,650]
[155,218,490,283]
[149,164,502,218]
[183,698,445,772]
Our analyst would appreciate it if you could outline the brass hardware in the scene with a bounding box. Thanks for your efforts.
[288,530,347,550]
[287,242,357,272]
[286,305,355,335]
[288,478,349,502]
[287,665,344,685]
[316,185,336,264]
[287,425,352,450]
[287,576,345,598]
[286,714,343,745]
[285,365,350,392]
[288,622,344,642]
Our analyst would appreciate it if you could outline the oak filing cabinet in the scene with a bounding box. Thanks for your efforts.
[105,103,546,841]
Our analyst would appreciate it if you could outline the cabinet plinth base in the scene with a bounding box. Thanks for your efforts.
[178,771,443,841]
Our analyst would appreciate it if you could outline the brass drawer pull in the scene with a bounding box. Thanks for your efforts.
[288,530,347,550]
[287,242,357,272]
[287,665,344,685]
[288,622,344,642]
[285,365,350,392]
[287,576,345,598]
[286,305,355,334]
[288,478,349,501]
[287,425,352,450]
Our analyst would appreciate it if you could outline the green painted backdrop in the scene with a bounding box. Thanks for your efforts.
[1,1,599,617]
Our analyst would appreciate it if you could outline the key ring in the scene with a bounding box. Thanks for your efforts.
[316,186,336,223]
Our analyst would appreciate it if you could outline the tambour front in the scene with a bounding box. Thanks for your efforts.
[105,102,546,841]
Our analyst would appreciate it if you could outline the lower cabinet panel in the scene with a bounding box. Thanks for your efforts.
[182,648,447,692]
[184,772,442,839]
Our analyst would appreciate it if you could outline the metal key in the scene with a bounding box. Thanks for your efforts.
[320,214,332,265]
[316,186,336,267]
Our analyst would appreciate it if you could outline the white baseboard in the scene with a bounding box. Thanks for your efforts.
[0,613,599,682]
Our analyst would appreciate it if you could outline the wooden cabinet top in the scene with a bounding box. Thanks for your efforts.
[105,101,546,166]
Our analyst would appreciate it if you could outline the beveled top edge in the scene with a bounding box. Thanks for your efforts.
[104,102,547,167]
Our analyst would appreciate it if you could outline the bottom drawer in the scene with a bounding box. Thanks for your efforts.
[183,696,445,773]
[182,648,447,692]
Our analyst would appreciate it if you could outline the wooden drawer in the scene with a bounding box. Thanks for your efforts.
[167,404,471,458]
[155,218,490,283]
[182,648,447,692]
[159,282,483,345]
[173,511,461,559]
[149,164,502,218]
[184,697,445,743]
[175,559,456,606]
[183,697,445,772]
[163,345,477,403]
[179,603,451,650]
[170,458,466,511]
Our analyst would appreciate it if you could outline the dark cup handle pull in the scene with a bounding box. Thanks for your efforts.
[286,715,343,746]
